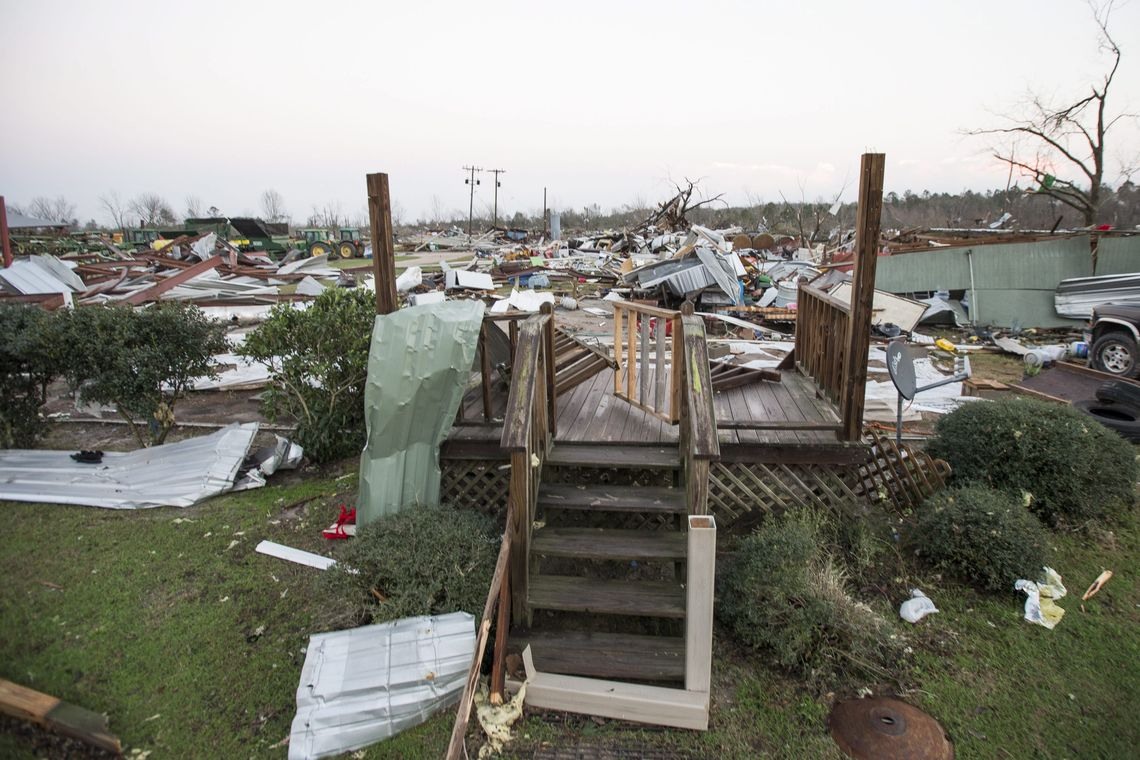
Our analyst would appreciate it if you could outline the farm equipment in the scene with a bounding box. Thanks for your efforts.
[300,228,365,258]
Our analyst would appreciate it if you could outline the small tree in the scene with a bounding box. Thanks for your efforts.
[28,196,76,224]
[240,288,374,462]
[260,189,289,223]
[99,191,134,233]
[130,193,177,227]
[968,1,1136,226]
[0,305,59,447]
[54,303,227,446]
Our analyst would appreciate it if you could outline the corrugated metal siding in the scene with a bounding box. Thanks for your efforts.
[1096,236,1140,275]
[874,236,1094,327]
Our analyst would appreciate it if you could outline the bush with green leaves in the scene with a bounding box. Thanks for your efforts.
[327,505,498,623]
[927,397,1137,525]
[0,304,58,447]
[53,302,227,446]
[910,485,1050,592]
[240,287,374,463]
[717,511,905,686]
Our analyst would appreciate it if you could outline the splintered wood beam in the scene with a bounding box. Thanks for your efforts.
[841,153,885,441]
[367,172,398,315]
[121,254,223,305]
[0,679,122,755]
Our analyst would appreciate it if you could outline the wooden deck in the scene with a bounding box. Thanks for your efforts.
[450,364,848,450]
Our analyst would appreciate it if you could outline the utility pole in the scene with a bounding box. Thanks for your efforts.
[488,168,505,229]
[463,165,483,241]
[543,187,548,238]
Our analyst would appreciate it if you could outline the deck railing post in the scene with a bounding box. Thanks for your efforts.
[685,515,716,694]
[841,153,886,441]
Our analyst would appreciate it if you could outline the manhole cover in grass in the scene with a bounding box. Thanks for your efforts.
[829,696,953,759]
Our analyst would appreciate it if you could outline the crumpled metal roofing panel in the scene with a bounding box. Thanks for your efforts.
[0,423,259,509]
[357,300,484,524]
[288,612,475,760]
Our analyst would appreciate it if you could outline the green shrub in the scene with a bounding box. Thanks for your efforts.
[327,505,498,622]
[909,485,1050,592]
[0,304,58,447]
[717,511,905,685]
[52,303,227,446]
[240,288,374,463]
[927,397,1137,524]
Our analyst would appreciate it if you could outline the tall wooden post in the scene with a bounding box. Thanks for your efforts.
[0,196,12,269]
[840,153,886,441]
[366,173,398,315]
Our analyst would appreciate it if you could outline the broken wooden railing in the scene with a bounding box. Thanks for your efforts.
[457,311,530,424]
[678,309,720,516]
[612,301,682,423]
[445,306,556,759]
[794,282,855,435]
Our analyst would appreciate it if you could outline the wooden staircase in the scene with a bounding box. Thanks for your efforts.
[513,442,690,684]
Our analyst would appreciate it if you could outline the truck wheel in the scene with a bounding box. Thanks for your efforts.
[309,241,331,258]
[1073,399,1140,442]
[1091,331,1139,378]
[338,241,356,259]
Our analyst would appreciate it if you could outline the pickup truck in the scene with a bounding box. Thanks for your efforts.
[1090,303,1140,378]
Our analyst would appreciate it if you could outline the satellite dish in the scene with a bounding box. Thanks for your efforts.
[886,340,917,400]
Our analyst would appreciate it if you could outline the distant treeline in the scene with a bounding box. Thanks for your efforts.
[419,183,1140,239]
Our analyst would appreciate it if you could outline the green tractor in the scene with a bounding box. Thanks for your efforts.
[299,228,365,258]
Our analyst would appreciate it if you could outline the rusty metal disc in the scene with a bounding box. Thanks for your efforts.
[829,697,953,760]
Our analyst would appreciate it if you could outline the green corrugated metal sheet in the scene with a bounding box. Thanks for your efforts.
[875,236,1094,327]
[1096,236,1140,275]
[356,300,485,525]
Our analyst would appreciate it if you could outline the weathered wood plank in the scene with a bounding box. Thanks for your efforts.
[0,680,122,755]
[533,527,686,560]
[685,516,716,694]
[512,631,684,681]
[545,444,680,469]
[521,648,708,730]
[528,575,686,618]
[538,483,686,513]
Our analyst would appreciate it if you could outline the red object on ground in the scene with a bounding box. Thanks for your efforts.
[322,504,357,540]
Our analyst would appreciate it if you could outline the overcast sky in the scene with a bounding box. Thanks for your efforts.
[2,0,1139,225]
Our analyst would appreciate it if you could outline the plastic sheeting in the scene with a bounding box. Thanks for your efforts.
[288,612,475,760]
[357,300,484,524]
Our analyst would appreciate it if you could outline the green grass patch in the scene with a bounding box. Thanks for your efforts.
[2,472,1137,758]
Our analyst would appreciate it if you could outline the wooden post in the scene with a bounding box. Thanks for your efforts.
[0,197,12,269]
[613,305,624,394]
[366,173,398,315]
[490,567,510,703]
[684,516,716,695]
[840,153,885,441]
[480,321,493,421]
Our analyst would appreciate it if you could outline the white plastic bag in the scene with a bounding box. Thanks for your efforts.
[899,589,938,623]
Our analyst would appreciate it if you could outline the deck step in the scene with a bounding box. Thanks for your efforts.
[545,444,681,469]
[512,630,684,681]
[538,483,686,514]
[528,575,685,618]
[533,527,686,561]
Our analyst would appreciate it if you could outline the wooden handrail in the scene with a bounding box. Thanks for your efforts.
[500,314,551,451]
[680,314,719,461]
[678,312,719,517]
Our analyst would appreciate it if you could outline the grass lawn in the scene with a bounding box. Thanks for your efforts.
[2,465,1137,758]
